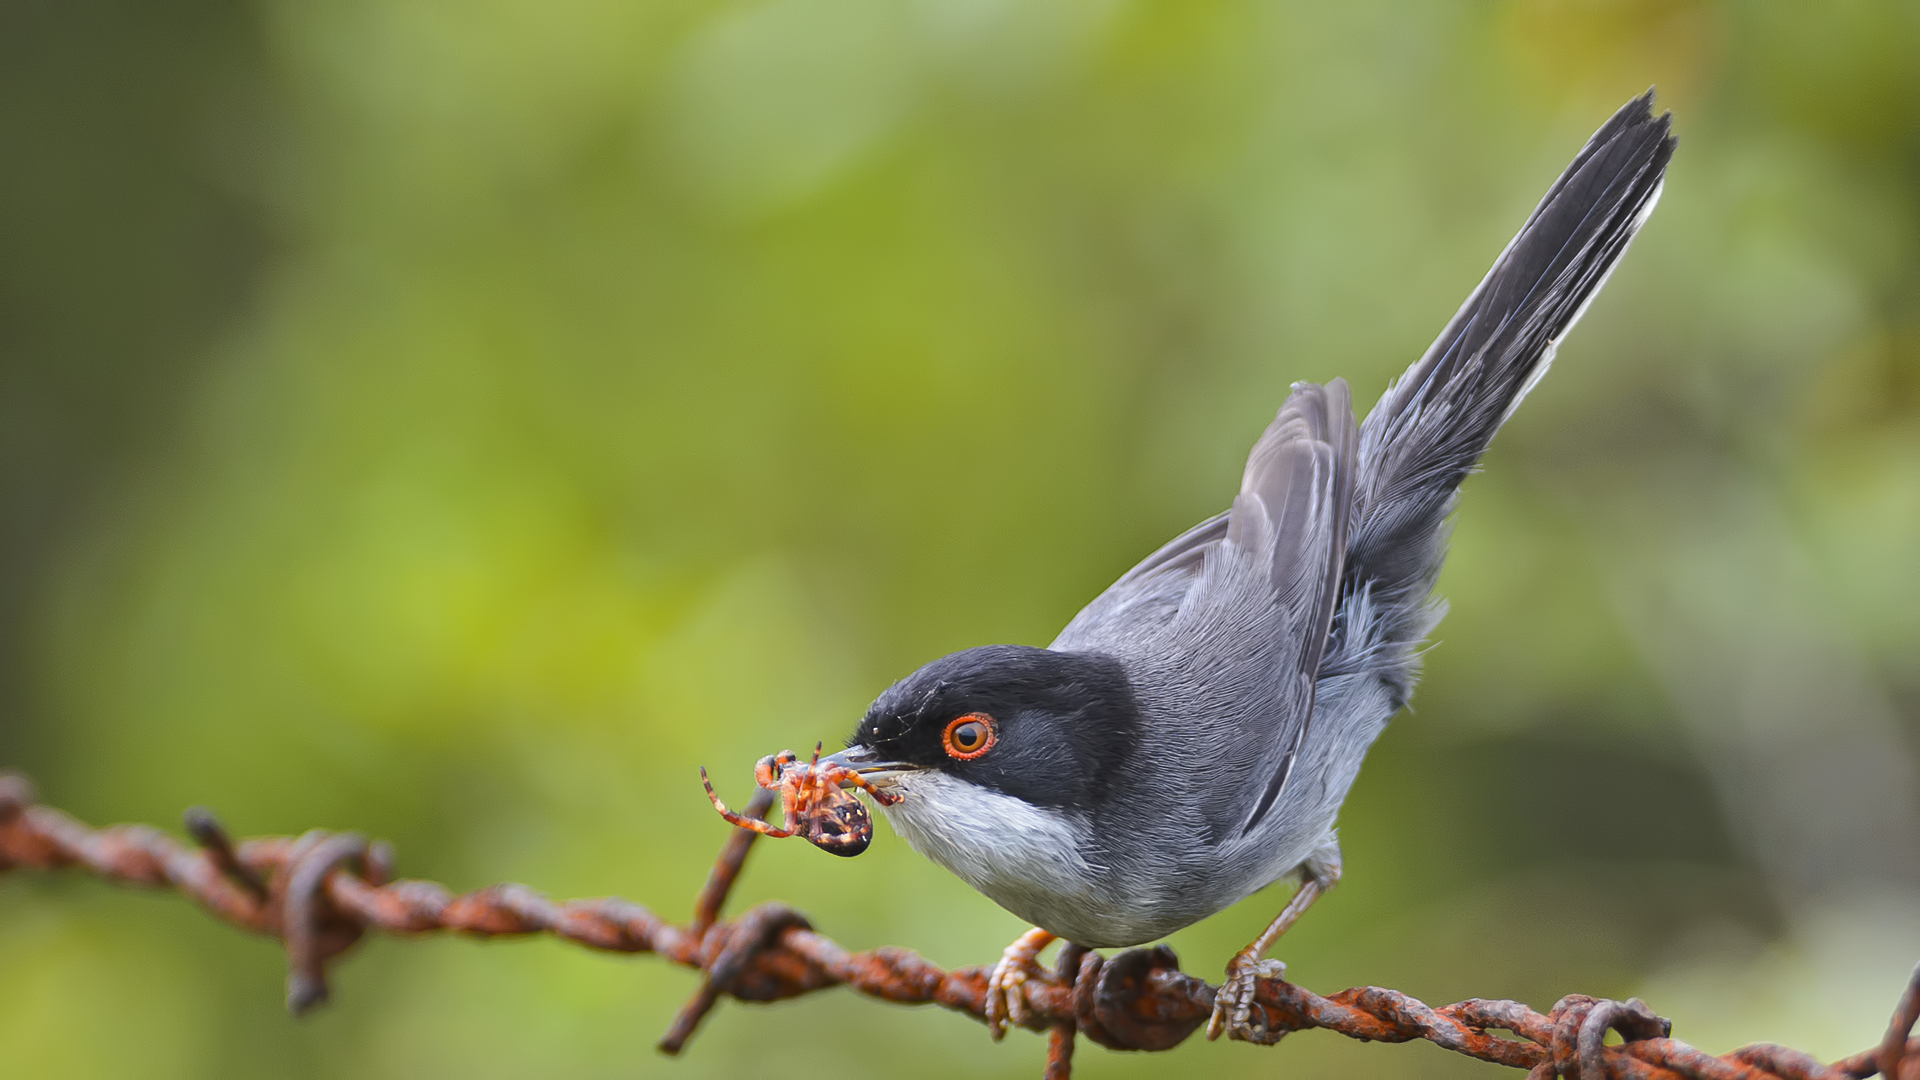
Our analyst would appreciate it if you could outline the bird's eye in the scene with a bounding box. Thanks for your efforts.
[942,714,996,760]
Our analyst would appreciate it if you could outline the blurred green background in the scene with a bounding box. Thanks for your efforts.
[3,1,1919,1076]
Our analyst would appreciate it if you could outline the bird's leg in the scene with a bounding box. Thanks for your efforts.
[985,927,1057,1041]
[1206,843,1342,1044]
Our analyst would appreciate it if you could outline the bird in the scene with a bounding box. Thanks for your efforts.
[808,90,1676,1044]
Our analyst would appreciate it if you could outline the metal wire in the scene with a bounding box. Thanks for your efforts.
[1,771,1913,1079]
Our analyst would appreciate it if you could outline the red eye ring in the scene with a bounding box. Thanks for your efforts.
[942,714,996,760]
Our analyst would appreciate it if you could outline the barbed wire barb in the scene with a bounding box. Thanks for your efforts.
[1,770,1914,1079]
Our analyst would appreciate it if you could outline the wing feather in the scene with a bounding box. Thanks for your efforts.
[1231,380,1356,833]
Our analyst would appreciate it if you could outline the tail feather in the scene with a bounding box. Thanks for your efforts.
[1338,90,1677,698]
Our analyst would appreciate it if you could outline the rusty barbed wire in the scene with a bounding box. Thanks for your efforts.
[0,770,1913,1080]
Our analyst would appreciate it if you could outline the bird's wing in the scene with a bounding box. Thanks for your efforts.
[1219,379,1357,833]
[1052,380,1356,835]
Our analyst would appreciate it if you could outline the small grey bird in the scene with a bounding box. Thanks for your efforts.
[814,91,1675,1043]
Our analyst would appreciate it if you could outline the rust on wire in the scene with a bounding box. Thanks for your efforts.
[1,769,1915,1079]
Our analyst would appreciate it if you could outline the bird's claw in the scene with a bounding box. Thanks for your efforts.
[984,960,1030,1041]
[1206,955,1287,1044]
[985,929,1055,1041]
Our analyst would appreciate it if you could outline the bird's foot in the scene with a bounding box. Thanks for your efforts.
[985,928,1056,1041]
[1206,954,1287,1044]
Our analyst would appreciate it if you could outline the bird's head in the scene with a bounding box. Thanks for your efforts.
[821,645,1141,814]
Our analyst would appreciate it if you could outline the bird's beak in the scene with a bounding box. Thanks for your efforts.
[818,746,922,790]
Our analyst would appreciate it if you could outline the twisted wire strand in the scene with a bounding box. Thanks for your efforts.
[1,772,1913,1080]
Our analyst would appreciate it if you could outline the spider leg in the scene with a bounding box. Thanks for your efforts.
[722,813,796,838]
[825,766,902,807]
[781,771,816,816]
[755,749,802,790]
[701,767,797,838]
[753,756,780,789]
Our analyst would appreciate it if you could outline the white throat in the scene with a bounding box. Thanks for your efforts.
[878,771,1156,947]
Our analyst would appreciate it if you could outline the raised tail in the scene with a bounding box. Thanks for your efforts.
[1336,90,1676,701]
